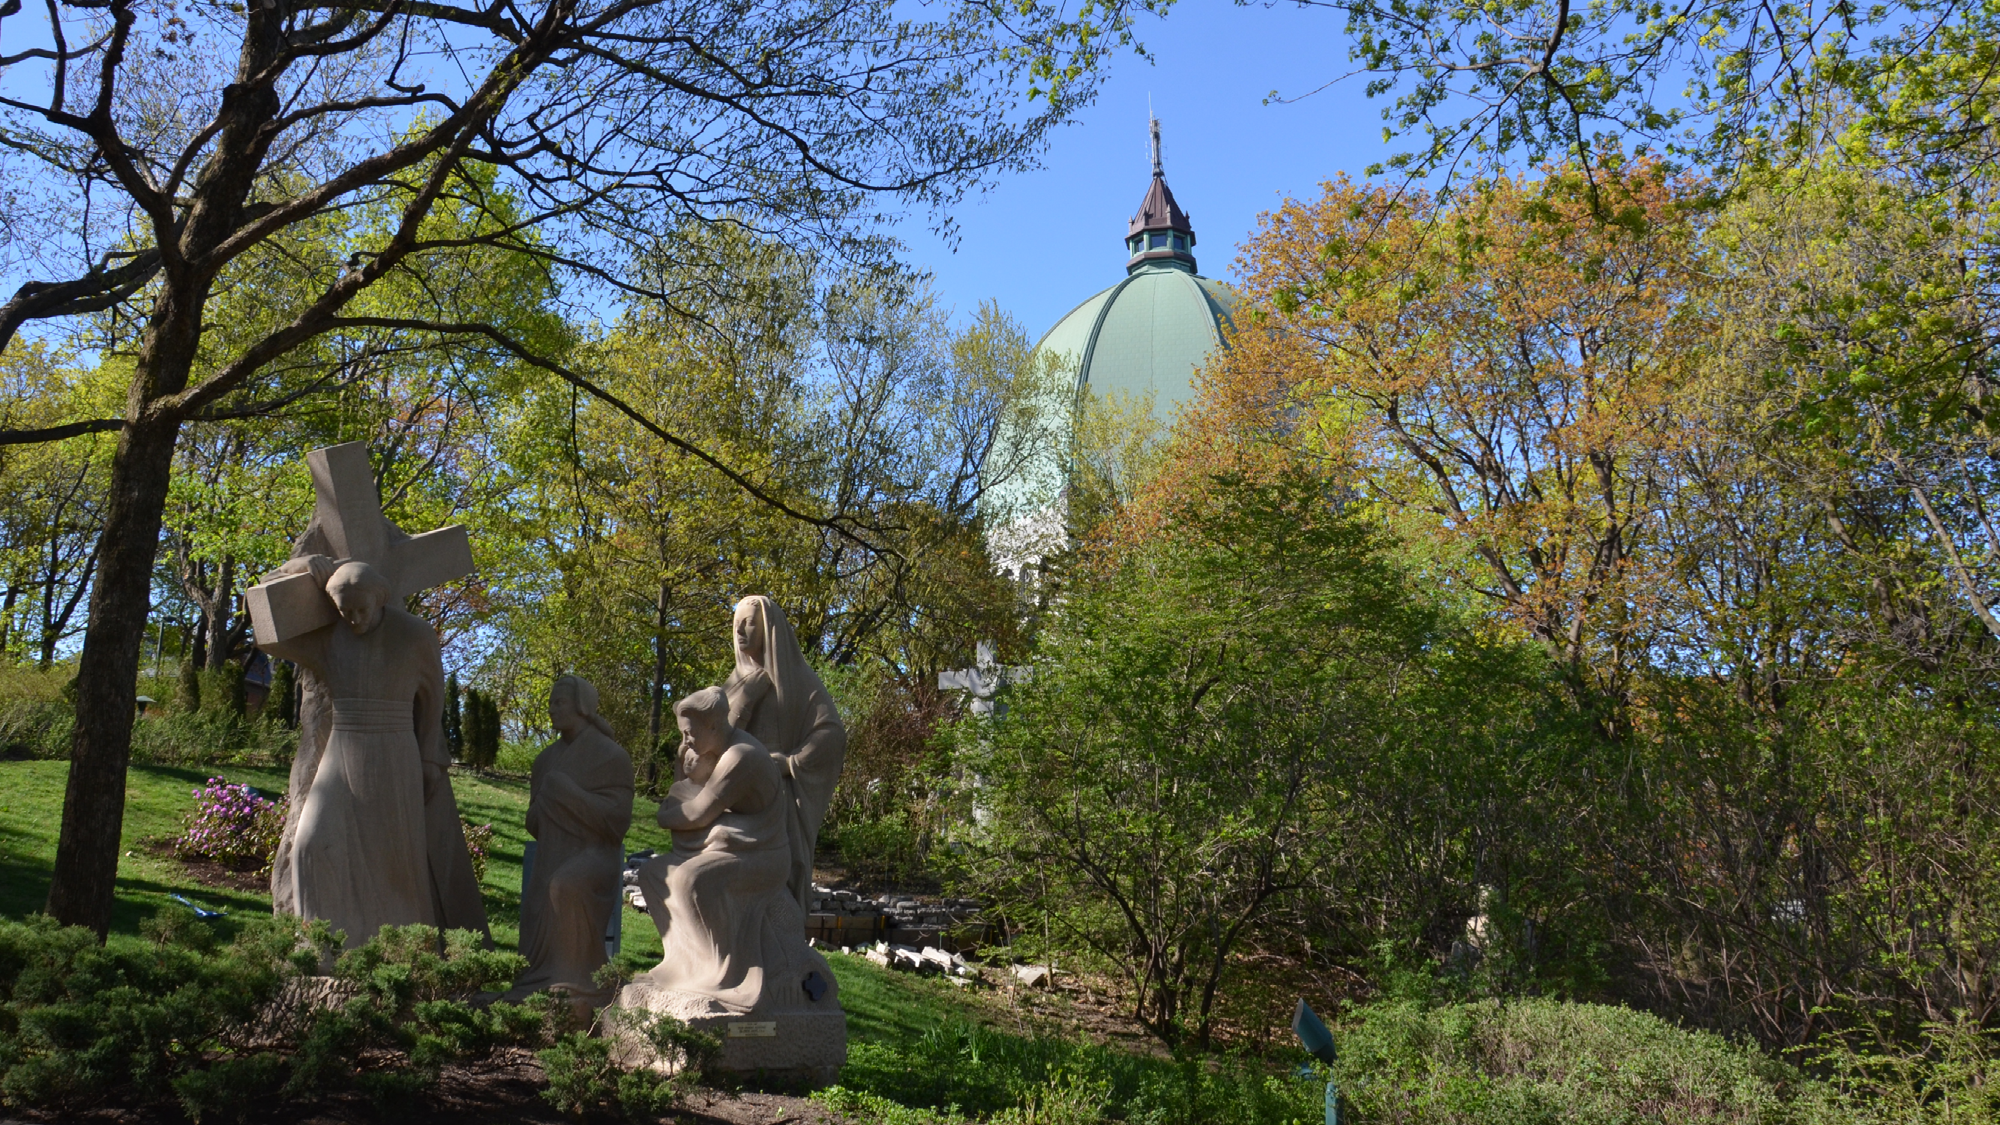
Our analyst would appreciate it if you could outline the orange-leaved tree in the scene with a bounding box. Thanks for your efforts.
[1178,163,1709,733]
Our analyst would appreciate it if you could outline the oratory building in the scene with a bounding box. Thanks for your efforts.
[988,120,1237,579]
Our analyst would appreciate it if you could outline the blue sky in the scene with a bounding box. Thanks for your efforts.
[895,0,1400,339]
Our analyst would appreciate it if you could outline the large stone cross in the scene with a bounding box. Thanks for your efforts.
[937,641,1029,718]
[245,442,474,646]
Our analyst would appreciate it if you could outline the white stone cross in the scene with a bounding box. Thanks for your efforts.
[244,442,474,646]
[937,641,1029,718]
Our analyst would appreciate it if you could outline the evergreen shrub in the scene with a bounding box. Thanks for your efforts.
[0,915,556,1121]
[537,1006,720,1119]
[0,910,318,1116]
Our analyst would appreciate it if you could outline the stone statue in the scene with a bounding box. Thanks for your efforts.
[620,686,845,1083]
[721,596,846,909]
[259,556,488,948]
[505,676,633,1008]
[249,442,489,949]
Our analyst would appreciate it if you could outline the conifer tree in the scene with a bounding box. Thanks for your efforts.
[272,660,297,729]
[444,674,463,759]
[460,688,487,770]
[175,658,200,714]
[477,694,503,770]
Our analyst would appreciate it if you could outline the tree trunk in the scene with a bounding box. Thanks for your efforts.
[37,561,56,668]
[1,583,16,655]
[188,609,207,670]
[647,580,669,794]
[205,553,234,670]
[45,418,182,936]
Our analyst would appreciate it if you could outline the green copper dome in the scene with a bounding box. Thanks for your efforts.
[984,128,1237,575]
[1038,119,1236,411]
[1034,262,1237,413]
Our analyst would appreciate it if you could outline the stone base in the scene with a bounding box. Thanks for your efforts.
[614,980,846,1088]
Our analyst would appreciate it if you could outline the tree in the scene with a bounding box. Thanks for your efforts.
[1219,0,2000,193]
[0,0,1112,935]
[962,467,1546,1047]
[0,347,109,666]
[1180,152,2000,1045]
[1194,161,1704,732]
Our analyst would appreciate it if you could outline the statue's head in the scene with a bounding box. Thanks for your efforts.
[732,597,768,669]
[550,674,601,738]
[325,560,391,635]
[674,686,732,759]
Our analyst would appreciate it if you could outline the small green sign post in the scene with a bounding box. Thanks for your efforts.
[1292,998,1339,1125]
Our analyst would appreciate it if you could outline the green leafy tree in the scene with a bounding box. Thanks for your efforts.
[960,467,1554,1048]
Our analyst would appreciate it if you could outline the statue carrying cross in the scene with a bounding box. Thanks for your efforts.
[247,442,490,949]
[246,442,473,647]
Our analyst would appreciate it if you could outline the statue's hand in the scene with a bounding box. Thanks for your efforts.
[424,759,445,802]
[270,553,339,586]
[544,772,589,817]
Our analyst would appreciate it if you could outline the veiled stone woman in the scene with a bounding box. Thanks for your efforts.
[507,675,633,1007]
[722,596,846,908]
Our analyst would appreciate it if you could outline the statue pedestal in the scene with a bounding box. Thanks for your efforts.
[614,977,847,1087]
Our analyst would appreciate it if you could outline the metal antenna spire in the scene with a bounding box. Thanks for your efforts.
[1149,113,1163,178]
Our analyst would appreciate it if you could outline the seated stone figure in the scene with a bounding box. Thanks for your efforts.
[505,676,633,1009]
[626,688,843,1058]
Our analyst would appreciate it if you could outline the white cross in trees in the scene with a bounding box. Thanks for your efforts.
[244,442,474,646]
[938,641,1029,718]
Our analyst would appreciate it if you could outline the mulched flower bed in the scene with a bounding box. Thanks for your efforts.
[143,836,269,893]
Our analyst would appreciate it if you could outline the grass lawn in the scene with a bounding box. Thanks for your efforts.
[0,758,680,955]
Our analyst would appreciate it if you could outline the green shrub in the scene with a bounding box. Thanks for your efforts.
[0,667,292,763]
[0,910,321,1115]
[495,737,540,775]
[831,814,927,885]
[0,915,550,1120]
[1334,998,1817,1124]
[130,710,294,766]
[1807,1014,2000,1124]
[823,1016,1321,1125]
[537,1007,719,1120]
[0,698,70,758]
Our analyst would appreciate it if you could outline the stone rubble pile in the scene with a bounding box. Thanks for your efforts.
[806,885,994,951]
[855,940,980,984]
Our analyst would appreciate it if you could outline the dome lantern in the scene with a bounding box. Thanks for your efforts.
[1124,117,1197,273]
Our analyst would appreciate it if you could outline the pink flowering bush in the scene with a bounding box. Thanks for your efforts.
[175,776,287,872]
[462,820,494,883]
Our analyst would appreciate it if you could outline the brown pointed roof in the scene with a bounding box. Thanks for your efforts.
[1128,173,1193,237]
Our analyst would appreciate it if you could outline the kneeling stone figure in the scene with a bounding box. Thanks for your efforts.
[506,675,632,1010]
[622,686,846,1084]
